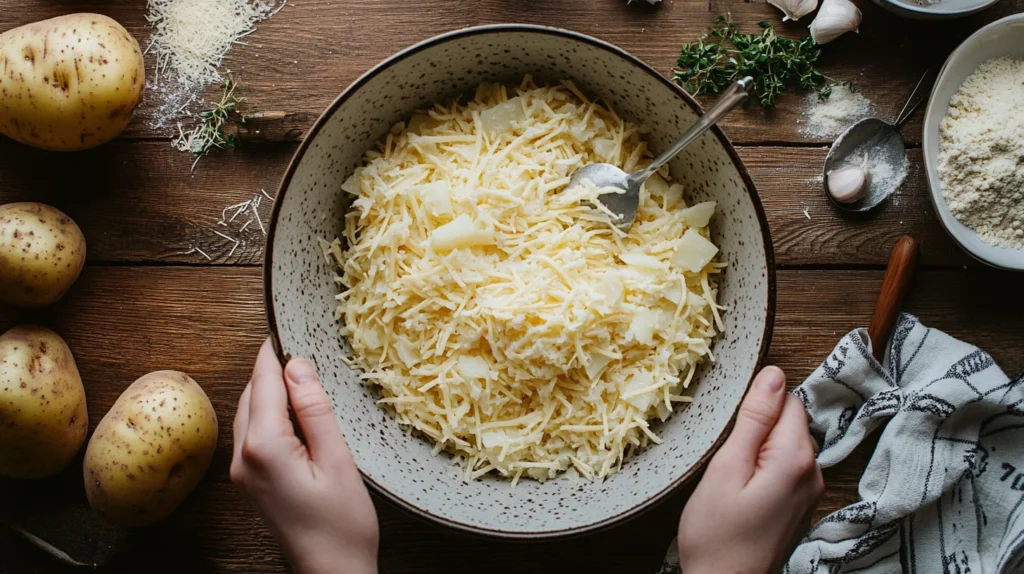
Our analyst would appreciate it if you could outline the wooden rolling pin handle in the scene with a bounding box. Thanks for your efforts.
[867,236,920,361]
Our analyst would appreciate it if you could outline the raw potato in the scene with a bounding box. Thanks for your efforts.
[0,325,88,479]
[0,202,86,307]
[0,14,144,151]
[84,371,218,526]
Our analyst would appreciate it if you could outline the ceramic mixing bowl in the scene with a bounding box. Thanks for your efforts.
[264,24,775,538]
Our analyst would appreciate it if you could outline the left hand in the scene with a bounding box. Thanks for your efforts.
[230,339,379,574]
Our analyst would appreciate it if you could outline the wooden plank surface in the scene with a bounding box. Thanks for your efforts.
[2,0,1022,145]
[2,267,1023,573]
[0,140,971,267]
[3,0,1024,572]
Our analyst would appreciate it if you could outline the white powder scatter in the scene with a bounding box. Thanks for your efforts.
[144,0,284,129]
[802,85,872,138]
[939,57,1024,250]
[860,152,897,183]
[146,81,202,130]
[834,145,907,201]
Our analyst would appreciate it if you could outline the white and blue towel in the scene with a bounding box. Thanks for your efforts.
[659,313,1024,573]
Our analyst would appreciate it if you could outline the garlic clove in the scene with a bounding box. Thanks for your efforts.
[827,160,870,204]
[809,0,863,44]
[768,0,819,21]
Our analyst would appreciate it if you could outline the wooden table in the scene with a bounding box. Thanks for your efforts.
[2,0,1023,572]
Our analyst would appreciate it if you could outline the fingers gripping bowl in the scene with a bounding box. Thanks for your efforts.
[264,25,775,537]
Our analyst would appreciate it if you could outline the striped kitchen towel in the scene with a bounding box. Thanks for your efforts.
[658,313,1024,573]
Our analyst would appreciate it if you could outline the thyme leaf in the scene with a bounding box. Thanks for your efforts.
[673,17,848,108]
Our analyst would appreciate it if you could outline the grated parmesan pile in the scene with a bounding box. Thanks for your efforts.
[326,78,725,484]
[146,0,280,88]
[144,0,283,129]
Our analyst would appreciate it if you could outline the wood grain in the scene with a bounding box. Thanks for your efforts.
[2,266,1023,573]
[0,140,972,267]
[2,0,1021,145]
[2,0,1022,571]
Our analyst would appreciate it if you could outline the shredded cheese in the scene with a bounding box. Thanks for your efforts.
[146,0,280,88]
[327,78,725,483]
[145,0,283,130]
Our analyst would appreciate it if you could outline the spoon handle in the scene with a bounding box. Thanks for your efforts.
[868,235,919,362]
[628,77,753,186]
[895,69,934,128]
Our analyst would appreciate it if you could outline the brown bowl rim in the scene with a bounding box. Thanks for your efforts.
[262,23,776,540]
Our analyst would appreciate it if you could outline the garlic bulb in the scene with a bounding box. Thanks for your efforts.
[827,153,870,204]
[768,0,819,21]
[809,0,863,45]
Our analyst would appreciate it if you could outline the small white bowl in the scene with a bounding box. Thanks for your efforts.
[922,13,1024,270]
[871,0,1002,20]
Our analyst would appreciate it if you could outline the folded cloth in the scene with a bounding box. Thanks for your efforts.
[656,313,1024,574]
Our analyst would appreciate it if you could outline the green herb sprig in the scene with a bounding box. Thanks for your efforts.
[174,78,249,171]
[673,17,848,108]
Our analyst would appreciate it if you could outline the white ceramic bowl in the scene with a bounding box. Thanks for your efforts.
[923,13,1024,270]
[264,25,775,537]
[871,0,1002,20]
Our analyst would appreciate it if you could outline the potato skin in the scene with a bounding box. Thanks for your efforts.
[84,371,219,527]
[0,325,88,479]
[0,202,86,308]
[0,13,144,151]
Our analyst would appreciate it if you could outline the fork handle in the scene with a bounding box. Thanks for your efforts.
[628,77,753,186]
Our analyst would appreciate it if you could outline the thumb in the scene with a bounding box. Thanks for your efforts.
[283,358,353,467]
[718,366,787,480]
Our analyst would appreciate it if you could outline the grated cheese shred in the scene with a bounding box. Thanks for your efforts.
[146,0,279,88]
[327,78,725,483]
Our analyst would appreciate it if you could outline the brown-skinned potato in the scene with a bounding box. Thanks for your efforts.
[0,325,88,479]
[0,202,86,308]
[0,14,144,151]
[84,370,218,527]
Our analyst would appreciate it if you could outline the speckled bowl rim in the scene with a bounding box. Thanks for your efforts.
[263,23,777,539]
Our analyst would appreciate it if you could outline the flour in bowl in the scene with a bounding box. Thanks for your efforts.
[938,57,1024,250]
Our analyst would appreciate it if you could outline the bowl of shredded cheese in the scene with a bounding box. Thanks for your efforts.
[265,25,774,537]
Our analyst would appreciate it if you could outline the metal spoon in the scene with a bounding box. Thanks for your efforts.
[823,70,934,213]
[567,77,754,231]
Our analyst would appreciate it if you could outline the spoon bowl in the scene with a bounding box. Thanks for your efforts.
[569,77,753,231]
[823,70,932,213]
[823,118,908,213]
[567,163,641,228]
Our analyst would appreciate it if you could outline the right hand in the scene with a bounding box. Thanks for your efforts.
[677,366,824,573]
[231,339,379,574]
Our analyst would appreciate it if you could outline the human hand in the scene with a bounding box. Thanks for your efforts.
[677,366,823,574]
[231,339,379,574]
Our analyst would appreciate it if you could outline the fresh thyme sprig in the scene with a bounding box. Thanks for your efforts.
[673,17,849,108]
[174,78,248,171]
